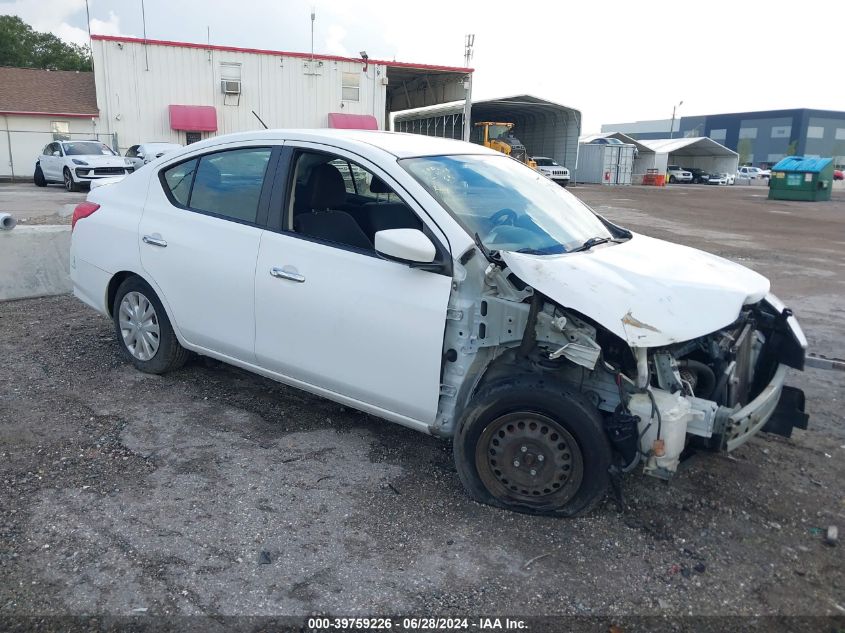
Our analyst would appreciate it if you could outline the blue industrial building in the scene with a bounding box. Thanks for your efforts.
[601,108,845,169]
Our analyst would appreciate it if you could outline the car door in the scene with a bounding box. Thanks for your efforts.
[253,143,453,425]
[41,143,61,180]
[139,143,279,362]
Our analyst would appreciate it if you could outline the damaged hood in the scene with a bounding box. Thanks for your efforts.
[501,233,770,347]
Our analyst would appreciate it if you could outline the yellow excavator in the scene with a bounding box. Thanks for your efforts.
[472,122,537,169]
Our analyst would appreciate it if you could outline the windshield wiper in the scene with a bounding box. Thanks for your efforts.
[570,236,618,253]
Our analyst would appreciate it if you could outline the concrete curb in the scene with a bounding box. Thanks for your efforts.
[0,225,72,301]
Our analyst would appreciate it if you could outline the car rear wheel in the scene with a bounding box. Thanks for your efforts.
[112,276,190,374]
[453,375,611,517]
[63,167,81,192]
[34,165,47,187]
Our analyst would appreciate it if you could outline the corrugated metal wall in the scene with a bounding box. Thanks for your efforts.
[92,40,387,152]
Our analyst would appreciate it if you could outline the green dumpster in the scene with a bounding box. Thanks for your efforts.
[768,156,833,201]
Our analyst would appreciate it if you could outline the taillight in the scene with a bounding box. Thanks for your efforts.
[71,202,100,231]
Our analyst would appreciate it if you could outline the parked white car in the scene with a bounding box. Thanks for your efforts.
[667,165,693,183]
[34,140,133,192]
[532,157,570,187]
[125,142,183,171]
[707,172,735,185]
[737,166,771,180]
[70,130,808,517]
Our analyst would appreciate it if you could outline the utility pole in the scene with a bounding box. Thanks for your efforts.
[310,8,316,60]
[669,100,683,139]
[462,34,474,142]
[141,0,149,71]
[84,0,93,71]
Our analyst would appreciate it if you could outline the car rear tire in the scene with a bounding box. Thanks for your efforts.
[453,375,611,517]
[34,165,47,187]
[63,167,81,192]
[112,276,191,374]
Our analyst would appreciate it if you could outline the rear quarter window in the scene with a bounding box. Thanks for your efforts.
[162,159,198,207]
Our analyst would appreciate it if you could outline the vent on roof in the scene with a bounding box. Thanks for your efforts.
[221,79,241,95]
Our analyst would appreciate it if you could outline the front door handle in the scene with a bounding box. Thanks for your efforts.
[270,267,305,283]
[142,235,168,248]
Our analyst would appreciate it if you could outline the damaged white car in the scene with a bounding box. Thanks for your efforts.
[69,130,808,517]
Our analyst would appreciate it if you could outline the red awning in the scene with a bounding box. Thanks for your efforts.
[327,113,379,130]
[169,105,217,132]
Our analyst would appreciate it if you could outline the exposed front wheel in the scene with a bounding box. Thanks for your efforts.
[63,168,81,192]
[112,276,190,374]
[453,376,611,517]
[669,175,676,183]
[34,165,47,187]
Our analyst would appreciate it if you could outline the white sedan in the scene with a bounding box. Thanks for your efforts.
[34,140,134,191]
[70,129,808,517]
[125,142,183,171]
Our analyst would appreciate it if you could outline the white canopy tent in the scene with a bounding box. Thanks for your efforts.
[639,137,739,176]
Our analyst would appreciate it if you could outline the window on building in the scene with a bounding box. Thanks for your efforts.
[771,125,791,138]
[220,62,242,81]
[51,121,70,141]
[807,126,825,139]
[835,128,845,141]
[738,127,757,139]
[342,71,360,101]
[709,128,727,141]
[767,153,785,163]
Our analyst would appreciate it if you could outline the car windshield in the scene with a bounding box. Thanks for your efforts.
[401,154,614,255]
[534,158,559,167]
[63,142,116,156]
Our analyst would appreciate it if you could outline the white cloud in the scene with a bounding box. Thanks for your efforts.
[324,23,350,57]
[3,1,128,46]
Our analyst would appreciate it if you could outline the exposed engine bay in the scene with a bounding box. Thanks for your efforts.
[436,248,809,480]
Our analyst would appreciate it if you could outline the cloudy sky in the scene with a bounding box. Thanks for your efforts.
[2,0,841,132]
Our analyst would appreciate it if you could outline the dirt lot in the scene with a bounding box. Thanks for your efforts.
[1,184,843,627]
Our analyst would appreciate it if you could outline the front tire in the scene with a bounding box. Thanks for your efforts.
[669,175,676,184]
[453,375,611,517]
[34,165,47,187]
[112,276,190,374]
[63,168,81,192]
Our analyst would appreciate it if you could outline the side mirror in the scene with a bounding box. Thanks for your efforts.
[136,153,145,161]
[375,228,436,264]
[52,151,61,157]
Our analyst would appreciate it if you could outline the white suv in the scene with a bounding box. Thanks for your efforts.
[532,156,570,187]
[34,140,133,191]
[666,165,693,183]
[737,166,771,180]
[69,130,808,517]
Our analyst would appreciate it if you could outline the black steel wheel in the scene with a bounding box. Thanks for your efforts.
[454,375,611,517]
[476,411,584,506]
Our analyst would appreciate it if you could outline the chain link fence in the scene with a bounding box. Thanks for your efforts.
[1,129,118,182]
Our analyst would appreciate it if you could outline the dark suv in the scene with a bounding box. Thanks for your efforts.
[683,167,711,184]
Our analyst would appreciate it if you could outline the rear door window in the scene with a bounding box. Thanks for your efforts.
[160,147,272,224]
[189,148,272,223]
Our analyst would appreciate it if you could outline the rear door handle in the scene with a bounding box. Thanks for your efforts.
[270,267,305,283]
[142,235,167,247]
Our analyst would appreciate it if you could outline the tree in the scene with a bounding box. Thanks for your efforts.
[0,15,92,71]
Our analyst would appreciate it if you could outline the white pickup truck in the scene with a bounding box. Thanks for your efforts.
[667,165,693,183]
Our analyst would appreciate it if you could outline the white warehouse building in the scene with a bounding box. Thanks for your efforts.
[90,34,472,152]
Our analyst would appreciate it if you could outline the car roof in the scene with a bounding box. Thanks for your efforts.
[179,129,500,159]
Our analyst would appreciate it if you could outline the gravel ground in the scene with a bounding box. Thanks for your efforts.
[0,184,843,628]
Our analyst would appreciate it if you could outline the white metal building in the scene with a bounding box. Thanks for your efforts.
[391,95,582,172]
[90,35,471,153]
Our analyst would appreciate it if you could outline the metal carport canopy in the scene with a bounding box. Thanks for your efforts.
[391,94,582,172]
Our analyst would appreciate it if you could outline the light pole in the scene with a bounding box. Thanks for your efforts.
[669,100,683,139]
